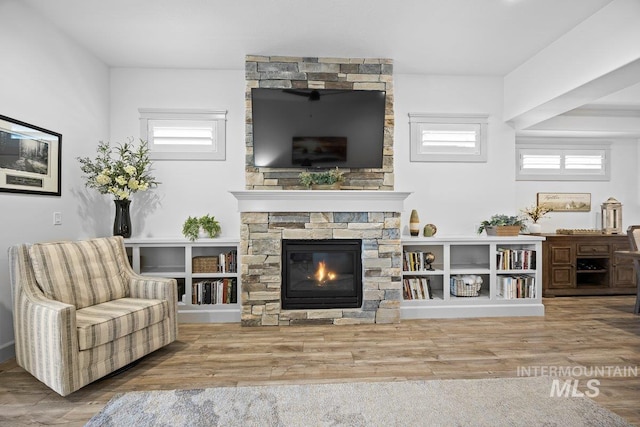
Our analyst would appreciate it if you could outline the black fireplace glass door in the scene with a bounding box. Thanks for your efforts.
[282,239,362,309]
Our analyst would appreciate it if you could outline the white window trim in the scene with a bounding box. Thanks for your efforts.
[515,139,611,181]
[409,113,489,162]
[139,108,227,160]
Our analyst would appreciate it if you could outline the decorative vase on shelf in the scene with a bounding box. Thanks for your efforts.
[528,223,542,234]
[113,199,132,238]
[409,209,420,236]
[423,223,437,237]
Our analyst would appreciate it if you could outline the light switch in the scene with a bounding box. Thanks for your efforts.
[53,212,62,225]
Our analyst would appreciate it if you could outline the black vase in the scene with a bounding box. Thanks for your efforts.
[113,199,132,238]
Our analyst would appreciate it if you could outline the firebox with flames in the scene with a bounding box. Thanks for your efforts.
[311,261,337,285]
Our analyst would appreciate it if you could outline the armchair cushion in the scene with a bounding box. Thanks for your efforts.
[29,236,128,309]
[76,297,169,351]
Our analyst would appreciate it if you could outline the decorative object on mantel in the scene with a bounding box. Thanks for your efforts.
[77,139,158,238]
[298,167,344,189]
[423,223,437,237]
[477,214,524,236]
[182,214,221,241]
[601,196,622,234]
[409,209,420,236]
[521,204,552,234]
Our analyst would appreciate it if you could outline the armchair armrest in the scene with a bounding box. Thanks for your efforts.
[127,272,178,339]
[9,244,79,396]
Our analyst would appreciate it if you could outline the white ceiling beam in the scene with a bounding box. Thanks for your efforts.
[518,109,640,139]
[503,0,640,130]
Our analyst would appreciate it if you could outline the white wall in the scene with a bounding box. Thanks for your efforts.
[515,138,640,233]
[109,68,245,238]
[0,1,110,362]
[394,73,639,236]
[395,74,518,235]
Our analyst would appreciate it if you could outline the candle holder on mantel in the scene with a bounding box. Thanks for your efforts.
[601,197,622,235]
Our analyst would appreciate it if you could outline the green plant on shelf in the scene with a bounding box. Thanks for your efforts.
[477,214,524,234]
[182,215,221,241]
[298,167,345,188]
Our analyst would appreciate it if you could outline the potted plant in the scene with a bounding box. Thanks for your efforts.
[477,214,525,236]
[182,215,221,241]
[199,214,221,238]
[182,216,201,241]
[520,205,552,234]
[298,167,345,189]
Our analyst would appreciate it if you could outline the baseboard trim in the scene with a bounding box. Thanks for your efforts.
[0,341,16,363]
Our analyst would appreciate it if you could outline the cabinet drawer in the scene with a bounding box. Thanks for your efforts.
[577,244,610,255]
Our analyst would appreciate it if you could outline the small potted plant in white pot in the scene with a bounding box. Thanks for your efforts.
[521,205,552,234]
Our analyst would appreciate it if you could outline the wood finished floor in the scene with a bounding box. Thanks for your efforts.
[1,296,639,426]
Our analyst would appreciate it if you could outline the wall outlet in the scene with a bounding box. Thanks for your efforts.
[53,212,62,225]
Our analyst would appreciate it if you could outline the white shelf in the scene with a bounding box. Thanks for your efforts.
[125,238,241,323]
[401,235,545,319]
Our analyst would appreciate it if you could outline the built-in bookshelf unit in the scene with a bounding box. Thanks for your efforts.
[401,235,545,319]
[125,238,240,323]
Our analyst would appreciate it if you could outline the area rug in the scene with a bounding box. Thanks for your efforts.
[86,377,631,426]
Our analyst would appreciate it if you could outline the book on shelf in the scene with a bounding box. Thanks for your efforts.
[403,250,433,272]
[403,277,433,300]
[496,248,536,270]
[496,275,536,299]
[218,250,238,273]
[192,278,238,304]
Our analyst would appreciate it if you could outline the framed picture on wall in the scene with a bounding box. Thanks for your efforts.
[537,192,591,212]
[0,115,61,196]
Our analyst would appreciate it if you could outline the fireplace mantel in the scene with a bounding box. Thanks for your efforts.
[230,190,412,213]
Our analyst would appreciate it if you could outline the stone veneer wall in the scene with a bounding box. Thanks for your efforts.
[240,212,402,326]
[241,55,400,326]
[245,55,394,190]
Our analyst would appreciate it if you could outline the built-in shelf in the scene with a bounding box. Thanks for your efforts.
[402,235,545,319]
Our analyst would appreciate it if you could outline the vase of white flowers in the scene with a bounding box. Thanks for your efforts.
[78,139,158,237]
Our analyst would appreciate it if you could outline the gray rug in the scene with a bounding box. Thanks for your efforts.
[86,377,632,426]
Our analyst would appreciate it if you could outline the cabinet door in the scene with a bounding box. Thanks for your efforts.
[612,242,636,288]
[548,244,575,289]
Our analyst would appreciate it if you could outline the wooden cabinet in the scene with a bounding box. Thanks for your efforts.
[542,234,636,297]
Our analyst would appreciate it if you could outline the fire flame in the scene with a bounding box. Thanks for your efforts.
[314,261,336,283]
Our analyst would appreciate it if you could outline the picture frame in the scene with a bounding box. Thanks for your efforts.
[537,192,591,212]
[0,115,61,196]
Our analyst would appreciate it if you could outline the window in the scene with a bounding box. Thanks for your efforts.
[139,109,227,160]
[409,113,489,162]
[516,139,610,181]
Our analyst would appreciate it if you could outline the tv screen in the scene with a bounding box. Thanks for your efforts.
[251,88,386,168]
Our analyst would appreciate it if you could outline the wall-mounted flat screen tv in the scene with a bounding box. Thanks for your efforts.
[251,88,386,169]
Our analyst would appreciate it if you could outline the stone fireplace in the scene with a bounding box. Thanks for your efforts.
[233,191,410,326]
[238,55,403,326]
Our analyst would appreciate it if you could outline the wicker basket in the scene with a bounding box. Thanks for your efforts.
[450,276,482,297]
[192,256,218,273]
[485,225,521,236]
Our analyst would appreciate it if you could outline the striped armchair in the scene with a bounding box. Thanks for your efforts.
[8,236,178,396]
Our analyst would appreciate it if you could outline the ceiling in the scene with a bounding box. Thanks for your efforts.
[24,0,614,76]
[22,0,640,131]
